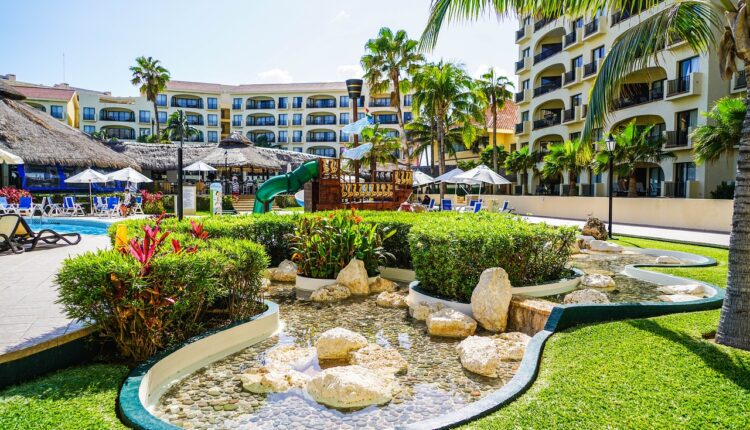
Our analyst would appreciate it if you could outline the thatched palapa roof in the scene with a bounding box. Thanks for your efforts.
[107,141,215,171]
[0,80,136,169]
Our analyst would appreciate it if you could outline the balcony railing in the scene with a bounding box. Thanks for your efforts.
[613,87,664,110]
[307,116,336,125]
[104,128,135,140]
[515,91,525,103]
[246,101,276,110]
[735,71,747,89]
[515,27,526,40]
[584,19,599,37]
[515,122,525,133]
[532,81,562,98]
[375,116,399,124]
[249,134,275,143]
[307,134,337,143]
[533,115,561,130]
[186,116,204,126]
[171,98,203,109]
[665,130,689,148]
[583,61,598,77]
[99,111,135,122]
[246,117,275,126]
[562,108,576,123]
[666,76,690,97]
[611,10,633,26]
[533,45,562,64]
[534,18,552,32]
[369,99,391,107]
[564,31,577,47]
[564,69,577,85]
[515,58,526,72]
[306,99,336,109]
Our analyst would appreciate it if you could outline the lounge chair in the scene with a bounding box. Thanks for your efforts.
[0,214,80,251]
[45,197,64,216]
[105,197,120,217]
[63,196,86,216]
[16,196,34,217]
[132,196,144,215]
[499,200,516,214]
[0,215,24,253]
[426,198,439,212]
[440,199,452,211]
[93,196,110,216]
[0,197,14,215]
[472,201,483,213]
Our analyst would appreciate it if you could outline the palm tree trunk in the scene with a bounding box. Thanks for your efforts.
[628,173,638,197]
[491,98,498,194]
[569,171,578,196]
[153,100,161,138]
[370,158,377,182]
[392,75,408,166]
[717,68,750,351]
[430,119,436,176]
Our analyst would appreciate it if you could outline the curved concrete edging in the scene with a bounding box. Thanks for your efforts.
[118,301,280,430]
[399,248,724,430]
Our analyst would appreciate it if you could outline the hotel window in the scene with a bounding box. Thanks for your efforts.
[674,162,696,198]
[522,79,530,90]
[293,147,303,152]
[404,112,413,122]
[279,114,288,126]
[50,105,63,119]
[278,97,288,108]
[569,131,581,141]
[340,96,350,108]
[340,131,350,142]
[83,107,95,121]
[139,128,150,137]
[571,93,582,107]
[358,96,365,107]
[207,131,218,143]
[404,94,412,106]
[292,130,303,142]
[510,143,517,152]
[571,56,583,69]
[292,113,302,126]
[232,115,242,126]
[279,131,288,143]
[158,111,167,124]
[358,112,365,120]
[83,125,96,134]
[591,127,603,142]
[232,98,242,110]
[340,113,350,124]
[678,56,700,79]
[207,114,218,126]
[521,111,529,122]
[156,94,167,107]
[292,97,303,108]
[139,110,150,123]
[207,97,218,109]
[522,47,530,58]
[592,45,605,62]
[310,147,336,157]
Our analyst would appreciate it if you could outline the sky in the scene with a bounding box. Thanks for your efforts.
[0,0,518,97]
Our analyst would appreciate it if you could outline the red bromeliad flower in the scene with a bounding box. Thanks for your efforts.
[0,187,31,205]
[171,238,198,254]
[128,224,171,275]
[189,220,209,240]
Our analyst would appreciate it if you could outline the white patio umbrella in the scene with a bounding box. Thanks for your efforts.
[107,167,152,184]
[412,171,434,187]
[183,161,217,172]
[432,168,465,183]
[452,164,511,200]
[64,168,109,213]
[0,147,23,165]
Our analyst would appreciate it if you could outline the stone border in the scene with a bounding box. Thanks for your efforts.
[398,248,723,430]
[118,301,280,430]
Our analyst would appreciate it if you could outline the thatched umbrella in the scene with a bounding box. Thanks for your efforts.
[106,141,214,171]
[199,132,282,171]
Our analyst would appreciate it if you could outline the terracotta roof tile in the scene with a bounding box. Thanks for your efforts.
[485,101,518,131]
[11,85,75,101]
[166,80,348,94]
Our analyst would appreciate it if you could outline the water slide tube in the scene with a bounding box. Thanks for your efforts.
[252,160,319,213]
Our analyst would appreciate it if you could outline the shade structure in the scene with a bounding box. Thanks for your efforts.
[433,168,466,183]
[452,164,511,185]
[108,167,152,184]
[412,170,434,186]
[341,115,374,135]
[64,168,109,214]
[0,147,23,164]
[342,142,373,160]
[183,161,216,172]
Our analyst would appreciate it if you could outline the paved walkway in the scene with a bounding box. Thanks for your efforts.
[524,216,730,247]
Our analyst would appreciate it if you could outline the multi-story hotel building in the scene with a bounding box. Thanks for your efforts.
[514,4,743,198]
[0,74,413,160]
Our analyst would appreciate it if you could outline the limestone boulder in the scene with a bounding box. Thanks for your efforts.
[376,291,408,308]
[581,274,616,291]
[240,367,310,394]
[264,344,316,370]
[658,294,702,303]
[408,300,444,321]
[426,308,477,338]
[310,284,351,302]
[470,268,513,332]
[656,284,705,296]
[563,289,610,305]
[368,276,398,293]
[350,344,408,375]
[582,217,608,240]
[576,235,596,250]
[495,332,531,361]
[588,240,624,253]
[269,259,298,282]
[316,327,368,360]
[455,332,531,377]
[306,365,397,409]
[655,255,682,265]
[336,259,369,295]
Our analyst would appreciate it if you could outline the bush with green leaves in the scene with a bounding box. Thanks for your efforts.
[409,214,577,302]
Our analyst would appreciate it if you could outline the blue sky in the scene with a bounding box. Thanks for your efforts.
[1,0,518,96]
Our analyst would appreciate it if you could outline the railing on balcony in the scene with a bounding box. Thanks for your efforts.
[515,122,525,134]
[533,45,562,64]
[247,100,276,110]
[666,76,690,96]
[307,116,336,125]
[104,128,135,140]
[171,98,203,109]
[665,130,689,148]
[375,115,399,124]
[533,115,561,130]
[583,61,598,77]
[99,111,135,122]
[735,71,747,89]
[611,9,632,26]
[584,19,599,36]
[534,18,552,32]
[532,81,562,98]
[307,99,336,109]
[307,133,337,143]
[612,87,664,110]
[515,27,526,40]
[369,98,391,107]
[186,116,204,126]
[564,69,577,85]
[562,108,576,123]
[246,117,275,126]
[564,31,577,47]
[249,134,275,143]
[515,58,526,72]
[187,133,204,143]
[515,91,525,103]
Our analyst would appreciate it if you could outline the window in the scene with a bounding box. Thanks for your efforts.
[309,147,336,157]
[293,147,303,152]
[522,47,530,58]
[340,113,350,124]
[358,112,365,120]
[678,56,700,78]
[521,111,529,122]
[278,114,288,126]
[674,162,696,198]
[83,107,95,121]
[573,17,583,28]
[569,131,581,141]
[207,131,218,143]
[83,125,96,134]
[292,130,303,142]
[278,97,288,109]
[571,94,582,107]
[50,105,63,119]
[139,128,150,137]
[279,131,288,143]
[522,79,530,90]
[340,130,350,142]
[292,113,302,126]
[156,94,167,107]
[207,97,218,109]
[404,94,413,106]
[340,96,350,108]
[676,109,698,131]
[157,112,167,124]
[591,127,603,142]
[592,46,605,62]
[232,114,242,127]
[571,56,583,69]
[510,143,517,152]
[138,110,150,123]
[403,112,413,122]
[358,96,365,107]
[232,98,242,110]
[207,114,218,126]
[292,97,303,108]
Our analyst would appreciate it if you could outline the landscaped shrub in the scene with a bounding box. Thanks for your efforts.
[140,190,165,214]
[0,186,31,204]
[409,214,577,302]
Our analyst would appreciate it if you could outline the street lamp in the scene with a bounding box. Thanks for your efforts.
[346,79,363,186]
[224,149,228,195]
[605,133,616,238]
[177,140,184,221]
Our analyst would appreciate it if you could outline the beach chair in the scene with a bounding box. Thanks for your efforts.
[16,196,34,216]
[472,201,483,213]
[45,197,64,216]
[0,215,24,253]
[499,200,516,214]
[105,197,120,217]
[440,199,452,211]
[0,197,15,215]
[426,198,439,212]
[0,214,80,251]
[93,196,109,216]
[132,196,144,215]
[63,196,86,216]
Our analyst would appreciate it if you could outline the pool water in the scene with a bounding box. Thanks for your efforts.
[25,218,109,236]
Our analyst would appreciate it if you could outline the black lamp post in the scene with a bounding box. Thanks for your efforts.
[177,138,184,221]
[224,149,228,195]
[346,78,363,187]
[605,133,616,238]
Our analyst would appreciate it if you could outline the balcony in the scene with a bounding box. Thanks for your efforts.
[534,17,553,32]
[666,73,701,99]
[307,133,337,143]
[734,70,747,91]
[306,116,336,126]
[171,97,203,109]
[564,30,578,48]
[533,115,561,130]
[246,117,275,126]
[562,107,577,124]
[611,10,633,26]
[306,99,336,109]
[375,115,399,125]
[246,100,276,110]
[515,121,529,134]
[103,127,135,140]
[515,90,526,103]
[533,45,562,65]
[515,57,529,73]
[665,130,690,148]
[99,110,135,122]
[563,69,579,87]
[613,87,664,110]
[583,19,600,39]
[185,115,204,126]
[532,81,562,98]
[369,98,392,107]
[583,60,599,78]
[515,27,526,41]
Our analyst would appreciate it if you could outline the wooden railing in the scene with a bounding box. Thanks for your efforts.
[341,182,395,200]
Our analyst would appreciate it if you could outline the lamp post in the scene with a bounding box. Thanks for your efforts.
[346,79,363,186]
[177,138,184,221]
[605,133,616,238]
[224,149,228,195]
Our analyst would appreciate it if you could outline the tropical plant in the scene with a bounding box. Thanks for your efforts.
[358,124,401,178]
[89,130,111,143]
[163,110,199,144]
[252,134,278,148]
[457,160,478,171]
[361,27,424,165]
[477,68,514,175]
[692,96,745,164]
[542,139,592,196]
[404,115,438,172]
[480,145,508,168]
[505,146,536,195]
[130,56,170,137]
[594,120,674,197]
[0,186,31,204]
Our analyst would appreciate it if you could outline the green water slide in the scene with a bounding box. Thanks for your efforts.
[252,160,319,213]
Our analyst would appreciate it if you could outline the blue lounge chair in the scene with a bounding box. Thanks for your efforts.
[440,199,452,211]
[132,196,144,215]
[472,201,483,213]
[63,196,86,216]
[105,197,120,217]
[499,200,516,214]
[16,196,33,216]
[0,197,13,215]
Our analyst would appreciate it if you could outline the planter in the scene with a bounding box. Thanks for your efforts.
[377,266,416,283]
[295,275,335,300]
[509,268,584,297]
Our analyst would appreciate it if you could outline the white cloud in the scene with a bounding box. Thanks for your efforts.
[336,64,363,80]
[331,10,350,23]
[256,68,293,84]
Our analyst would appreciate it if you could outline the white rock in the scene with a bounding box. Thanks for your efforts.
[269,259,298,282]
[264,344,316,370]
[376,291,408,308]
[455,336,504,377]
[408,300,444,321]
[426,308,477,338]
[207,387,221,396]
[316,327,368,360]
[240,367,310,394]
[563,288,610,304]
[588,240,624,253]
[306,365,397,409]
[656,284,705,296]
[581,274,616,291]
[310,284,351,302]
[658,294,702,303]
[350,344,408,375]
[470,268,513,332]
[495,332,532,361]
[336,259,369,295]
[576,235,596,249]
[655,255,682,265]
[368,276,398,293]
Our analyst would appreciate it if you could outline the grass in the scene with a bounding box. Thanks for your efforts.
[0,364,129,430]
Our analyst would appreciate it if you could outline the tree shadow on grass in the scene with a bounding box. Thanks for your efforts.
[0,364,127,400]
[626,318,750,391]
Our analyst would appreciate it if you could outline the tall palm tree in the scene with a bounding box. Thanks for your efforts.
[361,28,424,166]
[542,139,592,196]
[130,56,170,137]
[405,115,438,172]
[693,96,745,164]
[412,61,482,199]
[477,68,514,175]
[418,0,750,352]
[163,110,199,220]
[357,124,402,178]
[505,146,536,195]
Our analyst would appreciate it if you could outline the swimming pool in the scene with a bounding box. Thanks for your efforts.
[24,218,110,236]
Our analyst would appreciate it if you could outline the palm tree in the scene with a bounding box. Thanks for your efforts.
[693,96,745,164]
[412,61,483,199]
[357,124,401,178]
[405,115,437,172]
[477,68,514,176]
[504,146,536,195]
[542,139,592,196]
[130,56,170,137]
[361,27,424,166]
[418,0,750,351]
[163,110,199,220]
